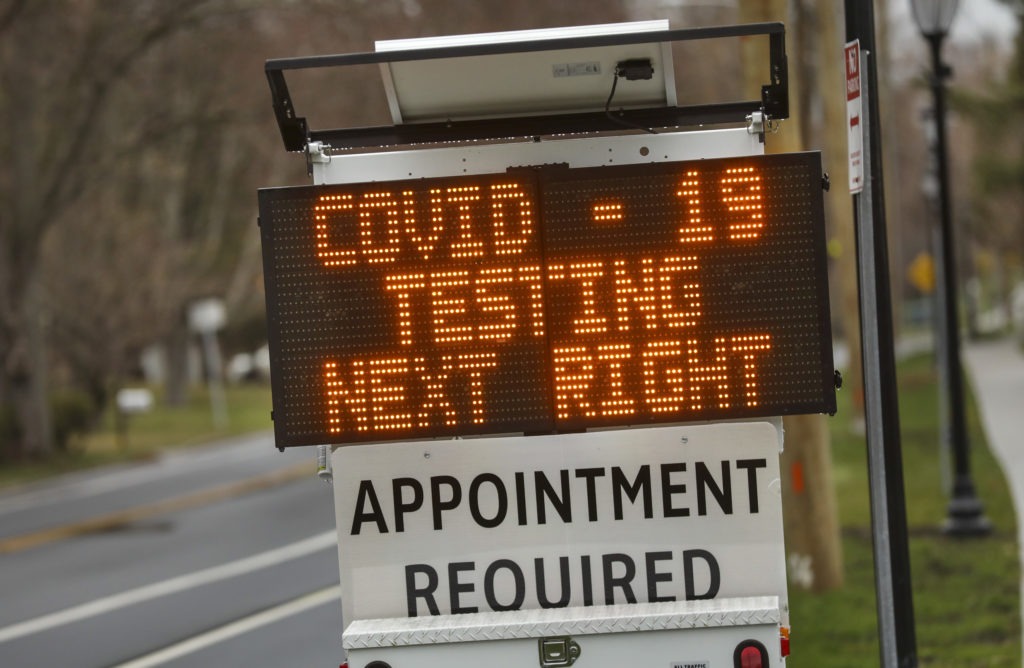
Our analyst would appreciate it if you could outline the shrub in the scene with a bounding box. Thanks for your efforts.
[51,390,98,452]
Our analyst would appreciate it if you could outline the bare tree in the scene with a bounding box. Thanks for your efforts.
[0,0,261,457]
[0,0,636,458]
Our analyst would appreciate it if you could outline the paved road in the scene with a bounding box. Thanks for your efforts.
[0,433,345,667]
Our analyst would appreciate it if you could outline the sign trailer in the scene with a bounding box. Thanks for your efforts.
[260,20,834,668]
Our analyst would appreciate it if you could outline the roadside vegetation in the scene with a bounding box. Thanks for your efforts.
[0,383,273,489]
[789,352,1021,667]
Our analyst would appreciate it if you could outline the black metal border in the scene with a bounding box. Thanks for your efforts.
[265,22,788,152]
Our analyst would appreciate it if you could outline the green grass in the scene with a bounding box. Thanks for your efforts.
[788,353,1021,667]
[0,383,274,489]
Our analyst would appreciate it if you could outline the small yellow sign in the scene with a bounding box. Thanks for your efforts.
[908,252,935,294]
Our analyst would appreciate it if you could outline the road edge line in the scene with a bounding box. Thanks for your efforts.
[0,531,336,644]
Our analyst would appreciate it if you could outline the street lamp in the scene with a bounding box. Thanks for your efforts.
[909,0,991,536]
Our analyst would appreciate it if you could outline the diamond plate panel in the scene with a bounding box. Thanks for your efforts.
[343,596,780,649]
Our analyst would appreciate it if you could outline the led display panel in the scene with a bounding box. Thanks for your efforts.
[259,152,835,448]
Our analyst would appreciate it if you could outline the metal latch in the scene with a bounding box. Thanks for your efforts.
[539,636,581,667]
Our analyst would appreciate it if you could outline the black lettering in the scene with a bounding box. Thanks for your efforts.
[646,551,675,602]
[393,477,424,532]
[736,458,767,513]
[484,559,525,611]
[683,549,720,600]
[515,471,528,525]
[612,465,653,520]
[469,473,508,528]
[535,557,571,608]
[405,564,440,617]
[449,561,478,613]
[430,475,461,530]
[350,480,388,535]
[581,555,594,606]
[602,553,637,605]
[696,461,732,515]
[661,462,690,517]
[535,470,572,524]
[575,468,605,521]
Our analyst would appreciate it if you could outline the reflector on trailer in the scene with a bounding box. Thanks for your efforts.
[735,639,769,667]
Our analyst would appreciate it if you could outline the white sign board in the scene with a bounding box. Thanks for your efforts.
[115,388,154,414]
[846,40,864,194]
[332,421,786,626]
[187,297,227,333]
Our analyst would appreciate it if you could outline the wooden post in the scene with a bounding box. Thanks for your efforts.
[740,0,844,592]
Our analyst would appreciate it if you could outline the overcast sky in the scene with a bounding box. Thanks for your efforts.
[890,0,1019,46]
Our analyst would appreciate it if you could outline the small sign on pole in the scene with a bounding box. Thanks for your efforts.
[188,297,229,429]
[846,40,864,194]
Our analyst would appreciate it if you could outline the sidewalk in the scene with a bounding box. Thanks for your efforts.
[964,337,1024,513]
[963,336,1024,653]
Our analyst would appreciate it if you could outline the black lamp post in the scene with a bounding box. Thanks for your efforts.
[910,0,991,536]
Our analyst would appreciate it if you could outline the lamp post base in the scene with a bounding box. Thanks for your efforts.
[943,478,992,536]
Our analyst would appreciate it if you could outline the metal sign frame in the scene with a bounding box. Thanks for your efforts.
[264,22,789,152]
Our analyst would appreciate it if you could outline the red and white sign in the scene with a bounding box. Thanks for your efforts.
[332,421,786,626]
[846,40,864,194]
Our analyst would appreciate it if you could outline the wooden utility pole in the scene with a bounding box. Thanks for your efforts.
[740,0,843,592]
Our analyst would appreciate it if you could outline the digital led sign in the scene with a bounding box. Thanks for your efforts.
[259,152,835,448]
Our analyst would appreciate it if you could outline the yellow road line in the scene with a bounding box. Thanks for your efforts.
[0,462,311,554]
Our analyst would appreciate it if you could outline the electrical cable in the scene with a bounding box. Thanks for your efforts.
[604,63,657,135]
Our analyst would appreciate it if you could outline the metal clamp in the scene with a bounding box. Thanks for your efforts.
[307,141,332,164]
[746,110,766,136]
[305,140,332,176]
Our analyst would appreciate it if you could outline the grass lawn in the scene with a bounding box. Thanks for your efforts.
[0,383,274,489]
[788,353,1021,666]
